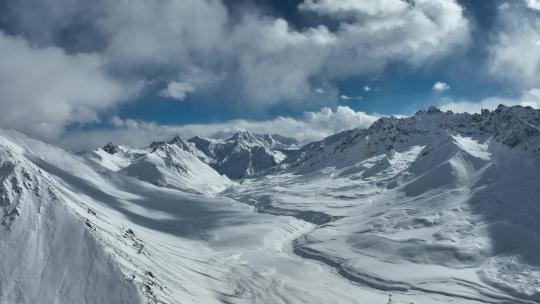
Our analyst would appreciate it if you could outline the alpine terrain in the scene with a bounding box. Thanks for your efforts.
[2,105,540,304]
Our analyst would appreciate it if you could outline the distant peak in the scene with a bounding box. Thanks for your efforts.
[168,136,189,146]
[413,106,443,117]
[168,136,193,151]
[102,142,120,154]
[150,141,165,149]
[188,135,212,143]
[427,106,442,114]
[189,135,204,141]
[230,130,256,141]
[495,104,509,112]
[169,136,183,143]
[235,129,252,136]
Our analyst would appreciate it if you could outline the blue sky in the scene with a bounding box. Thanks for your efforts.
[0,0,539,150]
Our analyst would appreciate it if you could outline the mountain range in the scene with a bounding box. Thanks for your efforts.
[2,105,540,304]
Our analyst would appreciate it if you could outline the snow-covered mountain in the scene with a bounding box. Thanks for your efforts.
[188,130,298,179]
[86,131,297,184]
[84,143,149,172]
[2,105,540,304]
[0,129,142,304]
[85,137,230,195]
[282,105,540,172]
[1,127,392,304]
[121,137,231,195]
[227,105,540,303]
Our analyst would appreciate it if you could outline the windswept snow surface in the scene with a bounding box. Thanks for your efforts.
[2,105,540,304]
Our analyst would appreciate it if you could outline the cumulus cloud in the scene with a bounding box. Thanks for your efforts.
[441,3,540,118]
[0,0,471,140]
[489,3,540,89]
[0,31,136,140]
[159,82,195,101]
[340,94,362,101]
[2,0,470,108]
[299,0,408,17]
[306,0,471,78]
[433,81,450,91]
[520,88,540,108]
[526,0,540,11]
[58,106,381,151]
[439,89,540,113]
[314,88,326,94]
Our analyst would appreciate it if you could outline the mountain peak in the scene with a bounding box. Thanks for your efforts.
[229,130,257,142]
[427,106,442,114]
[188,135,209,142]
[150,141,165,150]
[168,136,192,149]
[414,106,444,116]
[495,104,508,111]
[102,142,120,154]
[168,136,185,144]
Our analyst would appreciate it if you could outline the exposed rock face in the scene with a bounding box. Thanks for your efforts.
[188,131,298,179]
[103,142,121,155]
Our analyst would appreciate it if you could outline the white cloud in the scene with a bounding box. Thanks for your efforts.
[433,81,450,91]
[363,86,371,92]
[521,88,540,108]
[0,31,136,140]
[159,81,195,101]
[0,0,471,142]
[310,0,471,78]
[2,0,471,109]
[439,89,540,113]
[299,0,408,17]
[57,106,380,151]
[340,94,362,101]
[526,0,540,11]
[489,4,540,89]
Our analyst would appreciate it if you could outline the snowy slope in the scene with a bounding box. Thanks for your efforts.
[0,131,142,304]
[121,138,232,195]
[84,138,231,195]
[85,143,150,172]
[227,105,540,304]
[3,105,540,304]
[85,131,297,182]
[0,128,396,304]
[188,131,297,179]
